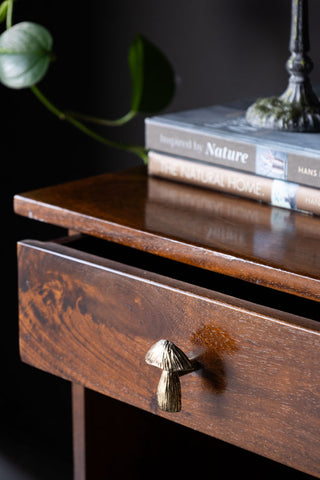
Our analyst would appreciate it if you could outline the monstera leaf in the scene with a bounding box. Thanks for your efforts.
[129,34,175,114]
[0,21,53,88]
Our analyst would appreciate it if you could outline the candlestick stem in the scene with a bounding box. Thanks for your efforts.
[246,0,320,132]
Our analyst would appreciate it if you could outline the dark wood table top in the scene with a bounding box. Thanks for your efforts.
[14,165,320,302]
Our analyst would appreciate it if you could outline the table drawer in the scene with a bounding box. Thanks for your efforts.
[18,237,320,477]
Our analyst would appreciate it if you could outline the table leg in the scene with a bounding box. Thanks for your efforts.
[72,384,86,480]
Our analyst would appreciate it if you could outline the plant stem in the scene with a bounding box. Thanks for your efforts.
[69,109,137,127]
[30,85,148,163]
[6,0,13,29]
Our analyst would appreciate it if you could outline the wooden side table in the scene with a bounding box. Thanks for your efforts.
[14,166,320,479]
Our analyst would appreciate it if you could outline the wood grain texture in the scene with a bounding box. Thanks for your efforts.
[14,166,320,301]
[18,239,320,477]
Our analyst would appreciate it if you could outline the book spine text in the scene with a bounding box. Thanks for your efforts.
[145,120,320,189]
[148,151,320,216]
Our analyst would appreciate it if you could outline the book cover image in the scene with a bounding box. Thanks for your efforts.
[255,147,287,179]
[271,180,298,210]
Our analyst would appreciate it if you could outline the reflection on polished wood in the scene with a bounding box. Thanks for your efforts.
[14,166,320,301]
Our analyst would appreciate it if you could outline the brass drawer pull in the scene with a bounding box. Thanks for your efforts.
[145,339,197,412]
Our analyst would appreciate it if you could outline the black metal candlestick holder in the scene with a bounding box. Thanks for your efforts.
[246,0,320,132]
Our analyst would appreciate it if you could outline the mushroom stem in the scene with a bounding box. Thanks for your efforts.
[157,371,181,413]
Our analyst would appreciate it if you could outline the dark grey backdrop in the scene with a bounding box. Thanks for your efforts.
[2,1,320,478]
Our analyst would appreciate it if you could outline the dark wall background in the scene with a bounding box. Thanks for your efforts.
[2,1,320,478]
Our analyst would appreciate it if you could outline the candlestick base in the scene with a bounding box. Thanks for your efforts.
[246,0,320,133]
[246,83,320,132]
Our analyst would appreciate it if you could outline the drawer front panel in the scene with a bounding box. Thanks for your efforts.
[18,240,320,477]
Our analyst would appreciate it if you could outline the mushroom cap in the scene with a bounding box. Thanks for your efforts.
[145,339,192,372]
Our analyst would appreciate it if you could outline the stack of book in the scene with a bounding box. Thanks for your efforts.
[145,99,320,216]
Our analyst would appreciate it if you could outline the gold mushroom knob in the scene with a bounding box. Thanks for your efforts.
[145,339,196,413]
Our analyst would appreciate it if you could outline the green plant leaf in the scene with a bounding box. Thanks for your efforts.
[0,1,9,24]
[0,21,53,89]
[128,34,175,114]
